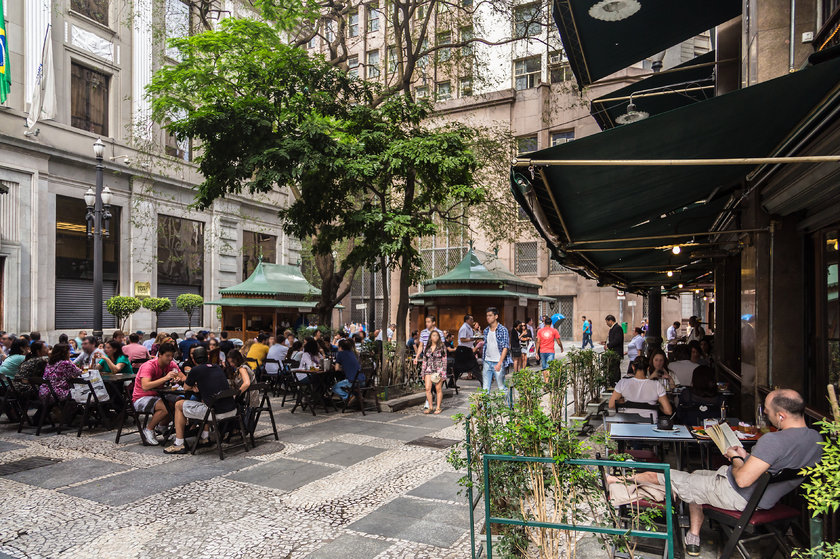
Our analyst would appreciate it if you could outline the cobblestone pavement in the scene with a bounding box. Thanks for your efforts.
[0,387,478,559]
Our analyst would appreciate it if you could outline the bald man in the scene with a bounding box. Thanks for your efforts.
[608,389,822,556]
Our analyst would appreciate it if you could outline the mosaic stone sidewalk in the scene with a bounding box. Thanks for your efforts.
[0,388,478,559]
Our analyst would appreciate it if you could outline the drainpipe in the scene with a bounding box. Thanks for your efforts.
[789,0,797,72]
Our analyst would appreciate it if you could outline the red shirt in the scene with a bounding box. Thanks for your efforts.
[132,358,180,402]
[537,326,560,354]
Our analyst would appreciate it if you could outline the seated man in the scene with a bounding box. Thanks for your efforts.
[608,389,822,556]
[132,343,184,446]
[332,338,364,402]
[164,346,236,454]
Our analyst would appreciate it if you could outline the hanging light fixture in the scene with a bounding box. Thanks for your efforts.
[615,101,649,125]
[671,245,681,255]
[678,283,684,289]
[666,270,673,277]
[588,0,641,22]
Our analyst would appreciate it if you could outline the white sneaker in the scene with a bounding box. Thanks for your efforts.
[424,401,430,409]
[142,428,159,446]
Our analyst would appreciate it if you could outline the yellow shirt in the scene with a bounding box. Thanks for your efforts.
[246,342,270,365]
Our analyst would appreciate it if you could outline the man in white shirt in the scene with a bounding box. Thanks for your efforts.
[375,325,394,342]
[458,315,475,349]
[142,331,156,352]
[666,322,679,343]
[265,338,289,374]
[481,307,511,393]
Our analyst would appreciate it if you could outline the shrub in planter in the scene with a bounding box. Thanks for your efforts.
[106,296,142,332]
[141,297,171,331]
[175,293,204,330]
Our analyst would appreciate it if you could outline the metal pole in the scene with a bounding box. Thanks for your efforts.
[483,454,493,559]
[646,287,662,352]
[513,155,840,167]
[368,268,376,334]
[465,415,476,559]
[93,152,104,341]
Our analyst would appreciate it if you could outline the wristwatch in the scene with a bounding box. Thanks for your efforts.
[731,456,745,463]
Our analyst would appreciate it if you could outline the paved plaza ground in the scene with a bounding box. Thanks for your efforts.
[0,388,477,559]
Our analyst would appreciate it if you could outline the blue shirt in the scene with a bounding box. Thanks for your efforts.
[335,350,364,384]
[178,338,200,358]
[583,320,591,334]
[482,324,513,368]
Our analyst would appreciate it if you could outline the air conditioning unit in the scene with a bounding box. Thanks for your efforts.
[549,52,565,65]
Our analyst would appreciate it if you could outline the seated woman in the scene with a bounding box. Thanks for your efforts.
[0,338,29,379]
[676,365,724,426]
[39,343,83,404]
[94,340,131,374]
[226,350,258,409]
[13,341,49,400]
[608,356,673,421]
[295,338,322,384]
[647,349,676,392]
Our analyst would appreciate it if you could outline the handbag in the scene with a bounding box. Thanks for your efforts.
[429,372,442,384]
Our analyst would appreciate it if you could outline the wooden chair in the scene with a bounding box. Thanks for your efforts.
[114,381,155,445]
[704,469,804,559]
[189,388,250,460]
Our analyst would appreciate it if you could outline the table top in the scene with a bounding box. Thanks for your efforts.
[605,412,654,424]
[101,373,136,382]
[609,423,695,441]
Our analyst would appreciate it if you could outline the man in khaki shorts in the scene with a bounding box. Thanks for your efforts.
[608,389,822,556]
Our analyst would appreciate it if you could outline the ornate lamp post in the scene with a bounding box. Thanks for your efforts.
[85,138,113,341]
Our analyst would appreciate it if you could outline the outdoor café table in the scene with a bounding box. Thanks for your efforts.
[607,423,696,471]
[100,373,137,413]
[690,423,764,470]
[604,412,654,425]
[291,369,334,414]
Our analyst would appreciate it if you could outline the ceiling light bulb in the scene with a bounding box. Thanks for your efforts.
[678,284,684,289]
[672,245,681,255]
[695,289,702,294]
[703,296,707,301]
[666,270,673,277]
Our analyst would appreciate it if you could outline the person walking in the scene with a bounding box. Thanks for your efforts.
[536,316,562,370]
[604,314,624,385]
[581,316,594,349]
[421,331,447,414]
[482,307,512,393]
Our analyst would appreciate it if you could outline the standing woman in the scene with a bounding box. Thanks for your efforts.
[421,330,447,414]
[39,343,83,404]
[647,349,676,392]
[94,340,131,374]
[517,321,532,371]
[510,321,523,372]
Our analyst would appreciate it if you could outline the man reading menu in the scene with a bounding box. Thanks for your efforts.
[607,389,822,556]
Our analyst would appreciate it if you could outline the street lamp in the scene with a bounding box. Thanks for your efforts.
[85,138,112,341]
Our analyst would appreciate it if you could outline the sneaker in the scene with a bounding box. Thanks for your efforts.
[154,423,169,436]
[196,437,213,448]
[163,443,187,455]
[685,543,701,556]
[142,428,159,446]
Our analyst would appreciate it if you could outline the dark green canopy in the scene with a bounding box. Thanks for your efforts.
[591,51,716,130]
[511,55,840,291]
[553,0,740,87]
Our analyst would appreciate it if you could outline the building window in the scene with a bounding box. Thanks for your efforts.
[157,214,204,327]
[437,31,452,62]
[415,86,429,99]
[348,55,359,78]
[515,242,538,275]
[549,259,567,274]
[326,19,335,42]
[517,135,538,154]
[55,195,121,329]
[416,3,426,20]
[164,118,191,161]
[551,131,574,146]
[459,77,472,97]
[514,3,541,37]
[242,231,277,278]
[514,56,541,90]
[367,3,380,32]
[348,10,359,37]
[550,62,573,84]
[387,45,398,73]
[436,81,452,101]
[462,0,473,7]
[165,0,190,61]
[366,50,380,79]
[419,218,468,279]
[418,38,429,68]
[70,63,109,136]
[460,26,473,56]
[307,30,319,49]
[350,268,386,325]
[71,0,108,26]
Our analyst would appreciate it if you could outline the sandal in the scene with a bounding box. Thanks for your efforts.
[423,409,431,414]
[434,408,442,414]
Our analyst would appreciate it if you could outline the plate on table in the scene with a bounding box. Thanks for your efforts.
[652,427,680,433]
[692,427,711,439]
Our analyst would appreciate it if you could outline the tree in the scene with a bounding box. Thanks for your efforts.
[175,293,204,330]
[141,297,172,331]
[106,296,142,332]
[149,18,373,327]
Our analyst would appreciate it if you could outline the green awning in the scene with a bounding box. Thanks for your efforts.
[410,289,554,301]
[511,55,840,290]
[553,0,740,87]
[591,51,716,130]
[205,298,319,309]
[219,261,320,297]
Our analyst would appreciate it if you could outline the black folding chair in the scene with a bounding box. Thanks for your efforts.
[16,377,64,435]
[278,359,299,407]
[131,358,150,374]
[704,469,804,559]
[115,381,155,445]
[244,382,279,446]
[189,388,250,460]
[69,377,115,436]
[340,366,381,416]
[0,375,26,424]
[263,358,282,395]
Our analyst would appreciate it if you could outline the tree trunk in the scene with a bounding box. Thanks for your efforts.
[394,254,411,385]
[380,255,390,385]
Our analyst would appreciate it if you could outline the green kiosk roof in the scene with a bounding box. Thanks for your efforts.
[218,261,320,297]
[422,249,541,289]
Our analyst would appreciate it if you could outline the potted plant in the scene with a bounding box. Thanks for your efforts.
[105,295,142,332]
[175,293,204,330]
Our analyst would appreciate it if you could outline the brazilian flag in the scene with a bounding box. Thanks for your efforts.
[0,0,9,104]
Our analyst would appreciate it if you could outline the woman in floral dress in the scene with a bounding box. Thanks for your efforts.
[421,330,447,414]
[39,344,82,404]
